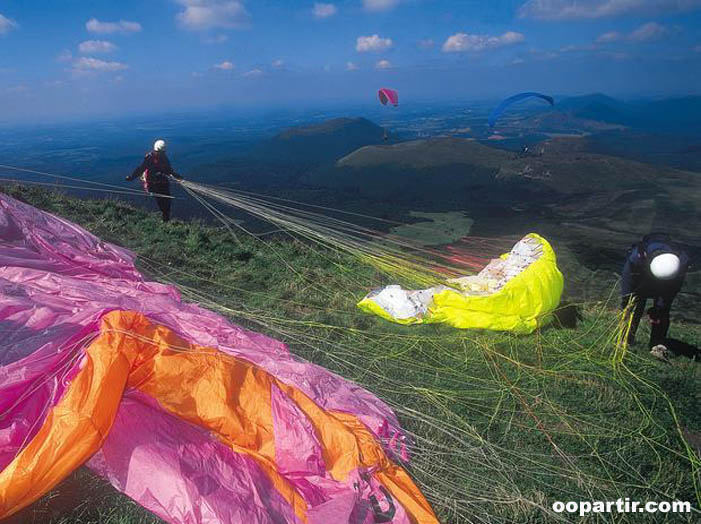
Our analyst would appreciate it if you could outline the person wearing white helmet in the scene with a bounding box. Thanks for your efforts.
[621,233,690,353]
[126,139,183,222]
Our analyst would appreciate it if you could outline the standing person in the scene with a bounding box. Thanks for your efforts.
[126,139,182,222]
[621,233,690,356]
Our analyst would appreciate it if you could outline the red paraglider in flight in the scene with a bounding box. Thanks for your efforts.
[378,88,398,140]
[378,88,398,107]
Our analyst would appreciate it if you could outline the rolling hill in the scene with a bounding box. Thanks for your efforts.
[510,94,701,138]
[555,93,632,124]
[336,138,509,170]
[319,136,694,199]
[546,94,701,135]
[251,117,386,165]
[303,136,700,304]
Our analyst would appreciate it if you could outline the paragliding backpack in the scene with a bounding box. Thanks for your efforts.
[140,151,166,192]
[627,233,684,279]
[629,233,670,259]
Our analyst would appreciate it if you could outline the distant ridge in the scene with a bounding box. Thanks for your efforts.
[553,93,701,133]
[308,134,693,201]
[555,93,631,124]
[254,117,386,164]
[337,138,509,169]
[275,117,381,139]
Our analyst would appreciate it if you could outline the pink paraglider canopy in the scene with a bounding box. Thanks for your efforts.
[378,88,399,107]
[0,193,438,524]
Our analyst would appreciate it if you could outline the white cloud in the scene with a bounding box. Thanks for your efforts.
[518,0,701,21]
[313,3,337,18]
[629,21,669,42]
[442,31,524,52]
[356,34,393,52]
[243,68,264,77]
[363,0,400,12]
[0,13,17,34]
[214,60,235,70]
[529,47,560,60]
[73,57,128,72]
[595,23,673,45]
[78,40,118,54]
[375,59,391,69]
[192,71,204,77]
[418,39,435,49]
[86,17,141,34]
[500,31,526,45]
[175,1,249,31]
[596,30,621,43]
[346,61,359,71]
[512,57,525,64]
[272,59,284,68]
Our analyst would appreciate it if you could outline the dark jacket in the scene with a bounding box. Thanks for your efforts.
[621,233,689,300]
[127,151,180,191]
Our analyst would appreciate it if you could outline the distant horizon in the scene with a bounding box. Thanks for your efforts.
[1,1,700,124]
[2,90,700,129]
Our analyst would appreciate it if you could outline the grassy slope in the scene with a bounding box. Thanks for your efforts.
[389,211,474,246]
[2,185,700,524]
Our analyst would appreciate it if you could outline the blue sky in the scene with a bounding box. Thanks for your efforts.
[1,0,700,122]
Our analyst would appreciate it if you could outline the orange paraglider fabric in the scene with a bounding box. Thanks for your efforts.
[0,311,437,524]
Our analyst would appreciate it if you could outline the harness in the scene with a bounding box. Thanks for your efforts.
[140,152,169,193]
[627,233,688,298]
[628,233,677,269]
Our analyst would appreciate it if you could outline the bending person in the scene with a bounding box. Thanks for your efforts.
[621,233,690,355]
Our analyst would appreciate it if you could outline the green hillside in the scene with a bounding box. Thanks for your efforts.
[3,185,700,524]
[336,138,510,169]
[251,117,386,165]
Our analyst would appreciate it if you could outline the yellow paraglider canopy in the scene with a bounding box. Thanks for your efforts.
[358,233,564,334]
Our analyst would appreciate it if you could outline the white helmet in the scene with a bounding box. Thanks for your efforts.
[153,139,166,152]
[649,253,681,280]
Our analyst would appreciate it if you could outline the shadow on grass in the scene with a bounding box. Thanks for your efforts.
[4,468,164,524]
[550,302,584,329]
[665,337,700,360]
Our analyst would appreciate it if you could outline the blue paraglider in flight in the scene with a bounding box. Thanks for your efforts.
[488,92,554,127]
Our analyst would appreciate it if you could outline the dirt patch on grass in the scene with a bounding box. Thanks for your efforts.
[682,428,701,455]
